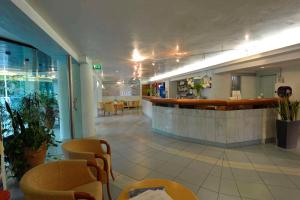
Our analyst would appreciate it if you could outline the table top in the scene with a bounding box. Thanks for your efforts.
[117,179,198,200]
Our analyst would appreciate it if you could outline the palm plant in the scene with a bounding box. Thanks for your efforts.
[1,93,59,180]
[277,97,300,121]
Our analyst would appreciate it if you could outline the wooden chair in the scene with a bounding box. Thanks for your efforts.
[115,101,124,113]
[62,139,114,200]
[20,160,103,200]
[103,102,116,116]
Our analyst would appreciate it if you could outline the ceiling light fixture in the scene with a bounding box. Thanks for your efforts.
[245,34,250,40]
[152,62,155,66]
[132,48,145,62]
[176,58,180,63]
[150,27,300,82]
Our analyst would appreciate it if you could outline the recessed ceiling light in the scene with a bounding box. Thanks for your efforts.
[176,58,180,63]
[152,62,155,66]
[132,48,145,62]
[245,34,250,40]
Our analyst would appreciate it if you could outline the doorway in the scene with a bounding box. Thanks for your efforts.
[258,75,276,98]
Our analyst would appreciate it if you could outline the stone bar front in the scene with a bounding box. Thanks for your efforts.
[143,97,278,147]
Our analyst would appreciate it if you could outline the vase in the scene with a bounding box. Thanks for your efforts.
[276,120,300,149]
[24,143,47,168]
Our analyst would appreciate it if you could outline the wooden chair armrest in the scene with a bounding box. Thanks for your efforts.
[87,160,101,181]
[74,192,95,200]
[99,140,111,154]
[95,154,109,172]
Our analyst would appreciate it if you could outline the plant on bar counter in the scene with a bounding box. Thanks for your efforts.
[1,93,59,180]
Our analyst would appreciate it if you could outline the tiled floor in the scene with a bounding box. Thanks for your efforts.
[9,110,300,200]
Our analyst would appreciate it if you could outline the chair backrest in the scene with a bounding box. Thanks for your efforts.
[103,102,115,112]
[133,100,140,107]
[20,160,96,200]
[62,139,103,158]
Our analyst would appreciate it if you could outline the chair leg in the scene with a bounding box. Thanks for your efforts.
[106,173,112,200]
[110,168,115,181]
[102,187,104,200]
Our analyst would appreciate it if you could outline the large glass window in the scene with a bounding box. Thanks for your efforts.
[0,39,60,136]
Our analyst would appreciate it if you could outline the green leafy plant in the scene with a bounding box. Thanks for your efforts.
[39,93,59,129]
[277,97,300,121]
[194,82,204,95]
[1,93,59,180]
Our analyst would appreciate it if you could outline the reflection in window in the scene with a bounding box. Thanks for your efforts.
[231,75,241,91]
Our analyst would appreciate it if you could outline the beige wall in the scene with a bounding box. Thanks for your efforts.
[210,73,232,99]
[241,75,257,99]
[281,66,300,100]
[101,96,140,102]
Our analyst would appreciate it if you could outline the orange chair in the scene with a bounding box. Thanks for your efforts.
[103,102,116,116]
[62,139,114,200]
[20,160,103,200]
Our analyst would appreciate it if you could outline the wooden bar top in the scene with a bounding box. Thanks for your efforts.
[142,96,278,110]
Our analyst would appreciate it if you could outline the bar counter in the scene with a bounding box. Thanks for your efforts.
[142,96,278,147]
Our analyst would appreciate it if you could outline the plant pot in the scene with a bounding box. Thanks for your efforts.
[276,120,300,149]
[24,143,47,168]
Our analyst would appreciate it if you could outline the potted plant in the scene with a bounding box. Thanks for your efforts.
[276,97,300,149]
[1,93,59,180]
[194,82,204,98]
[39,93,59,129]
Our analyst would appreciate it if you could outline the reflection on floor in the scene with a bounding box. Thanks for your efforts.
[9,110,300,200]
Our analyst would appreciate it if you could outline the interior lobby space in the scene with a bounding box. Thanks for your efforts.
[1,0,300,200]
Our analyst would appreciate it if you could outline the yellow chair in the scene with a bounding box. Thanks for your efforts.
[103,102,116,116]
[133,100,140,108]
[62,139,114,200]
[115,101,124,113]
[20,160,102,200]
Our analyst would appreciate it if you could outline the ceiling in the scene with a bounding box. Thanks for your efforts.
[25,0,300,80]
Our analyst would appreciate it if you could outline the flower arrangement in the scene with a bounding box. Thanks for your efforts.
[187,78,194,89]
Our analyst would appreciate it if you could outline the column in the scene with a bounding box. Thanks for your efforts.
[79,56,96,137]
[56,56,71,140]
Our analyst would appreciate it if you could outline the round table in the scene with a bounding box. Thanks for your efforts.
[117,179,198,200]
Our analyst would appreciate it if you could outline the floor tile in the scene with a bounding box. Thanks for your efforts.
[197,187,219,200]
[218,193,242,200]
[232,168,263,183]
[259,172,296,188]
[173,178,200,194]
[202,175,221,192]
[268,185,300,200]
[236,181,274,200]
[219,178,240,196]
[144,171,175,180]
[176,167,209,186]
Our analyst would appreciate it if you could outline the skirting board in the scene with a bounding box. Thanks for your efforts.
[152,128,274,148]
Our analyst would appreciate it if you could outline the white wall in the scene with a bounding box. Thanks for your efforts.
[80,62,96,138]
[101,96,141,102]
[169,81,177,98]
[241,76,257,99]
[210,73,232,99]
[281,66,300,100]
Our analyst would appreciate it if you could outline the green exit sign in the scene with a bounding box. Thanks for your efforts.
[93,64,102,70]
